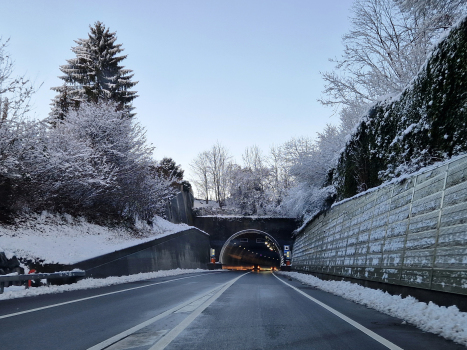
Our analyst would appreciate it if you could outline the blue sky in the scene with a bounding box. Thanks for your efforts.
[1,0,354,188]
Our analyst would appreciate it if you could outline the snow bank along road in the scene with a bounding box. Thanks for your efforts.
[0,271,463,350]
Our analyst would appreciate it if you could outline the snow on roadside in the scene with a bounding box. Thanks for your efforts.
[0,212,192,265]
[0,268,212,301]
[278,271,467,346]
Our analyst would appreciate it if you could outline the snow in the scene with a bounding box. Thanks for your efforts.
[0,268,212,300]
[0,212,193,265]
[197,215,293,219]
[193,199,219,209]
[278,271,467,346]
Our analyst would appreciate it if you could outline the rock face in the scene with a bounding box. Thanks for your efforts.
[0,252,23,275]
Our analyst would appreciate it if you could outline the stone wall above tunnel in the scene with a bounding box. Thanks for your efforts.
[192,216,298,262]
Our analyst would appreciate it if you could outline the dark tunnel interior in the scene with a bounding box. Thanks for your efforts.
[220,231,282,270]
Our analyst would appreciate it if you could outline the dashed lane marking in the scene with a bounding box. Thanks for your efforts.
[88,273,248,350]
[148,272,249,350]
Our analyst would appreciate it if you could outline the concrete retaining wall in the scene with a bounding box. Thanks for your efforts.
[69,228,210,278]
[165,188,194,225]
[293,154,467,296]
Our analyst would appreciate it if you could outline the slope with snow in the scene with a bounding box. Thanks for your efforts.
[0,212,192,266]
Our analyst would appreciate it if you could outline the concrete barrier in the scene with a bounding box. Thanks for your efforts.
[68,228,210,278]
[293,154,467,299]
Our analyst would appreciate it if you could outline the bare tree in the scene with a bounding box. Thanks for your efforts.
[190,142,231,207]
[190,151,211,204]
[266,145,292,204]
[0,38,35,121]
[209,142,231,207]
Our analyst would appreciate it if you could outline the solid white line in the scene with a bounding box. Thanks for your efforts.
[149,272,249,350]
[272,273,403,350]
[0,272,220,320]
[87,284,224,350]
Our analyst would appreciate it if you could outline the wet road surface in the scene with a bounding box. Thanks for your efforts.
[0,271,463,349]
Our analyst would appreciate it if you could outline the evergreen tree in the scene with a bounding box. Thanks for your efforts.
[156,157,185,182]
[50,21,138,119]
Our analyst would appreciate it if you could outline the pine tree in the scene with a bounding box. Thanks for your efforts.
[50,21,138,119]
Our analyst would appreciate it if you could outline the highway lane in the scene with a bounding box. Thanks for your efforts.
[0,271,233,350]
[160,272,463,350]
[0,271,463,349]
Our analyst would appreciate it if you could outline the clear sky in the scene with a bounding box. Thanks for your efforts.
[1,0,354,192]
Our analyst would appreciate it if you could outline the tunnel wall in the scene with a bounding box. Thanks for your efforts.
[192,216,297,261]
[293,154,467,297]
[68,228,210,278]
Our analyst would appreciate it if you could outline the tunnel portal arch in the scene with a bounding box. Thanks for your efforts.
[219,229,284,266]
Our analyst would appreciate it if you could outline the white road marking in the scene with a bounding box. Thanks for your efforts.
[148,272,249,350]
[273,273,403,350]
[0,272,221,320]
[175,290,216,313]
[86,289,220,350]
[88,273,247,350]
[105,330,168,350]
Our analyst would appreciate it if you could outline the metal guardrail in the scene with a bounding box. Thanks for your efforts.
[0,270,85,293]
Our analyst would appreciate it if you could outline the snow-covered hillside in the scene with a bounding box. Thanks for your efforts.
[0,212,190,266]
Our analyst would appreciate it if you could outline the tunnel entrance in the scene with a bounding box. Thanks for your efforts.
[219,230,283,270]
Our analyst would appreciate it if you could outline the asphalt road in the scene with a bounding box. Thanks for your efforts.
[0,271,463,350]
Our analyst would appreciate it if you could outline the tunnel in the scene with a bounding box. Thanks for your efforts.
[219,230,283,270]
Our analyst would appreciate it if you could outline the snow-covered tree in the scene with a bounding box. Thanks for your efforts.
[59,101,170,220]
[334,13,467,198]
[269,131,343,219]
[9,101,174,221]
[320,0,466,133]
[290,125,344,188]
[0,39,37,221]
[227,146,271,215]
[50,21,138,121]
[397,0,466,31]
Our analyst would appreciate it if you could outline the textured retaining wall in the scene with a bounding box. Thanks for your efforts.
[68,228,210,278]
[293,154,467,296]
